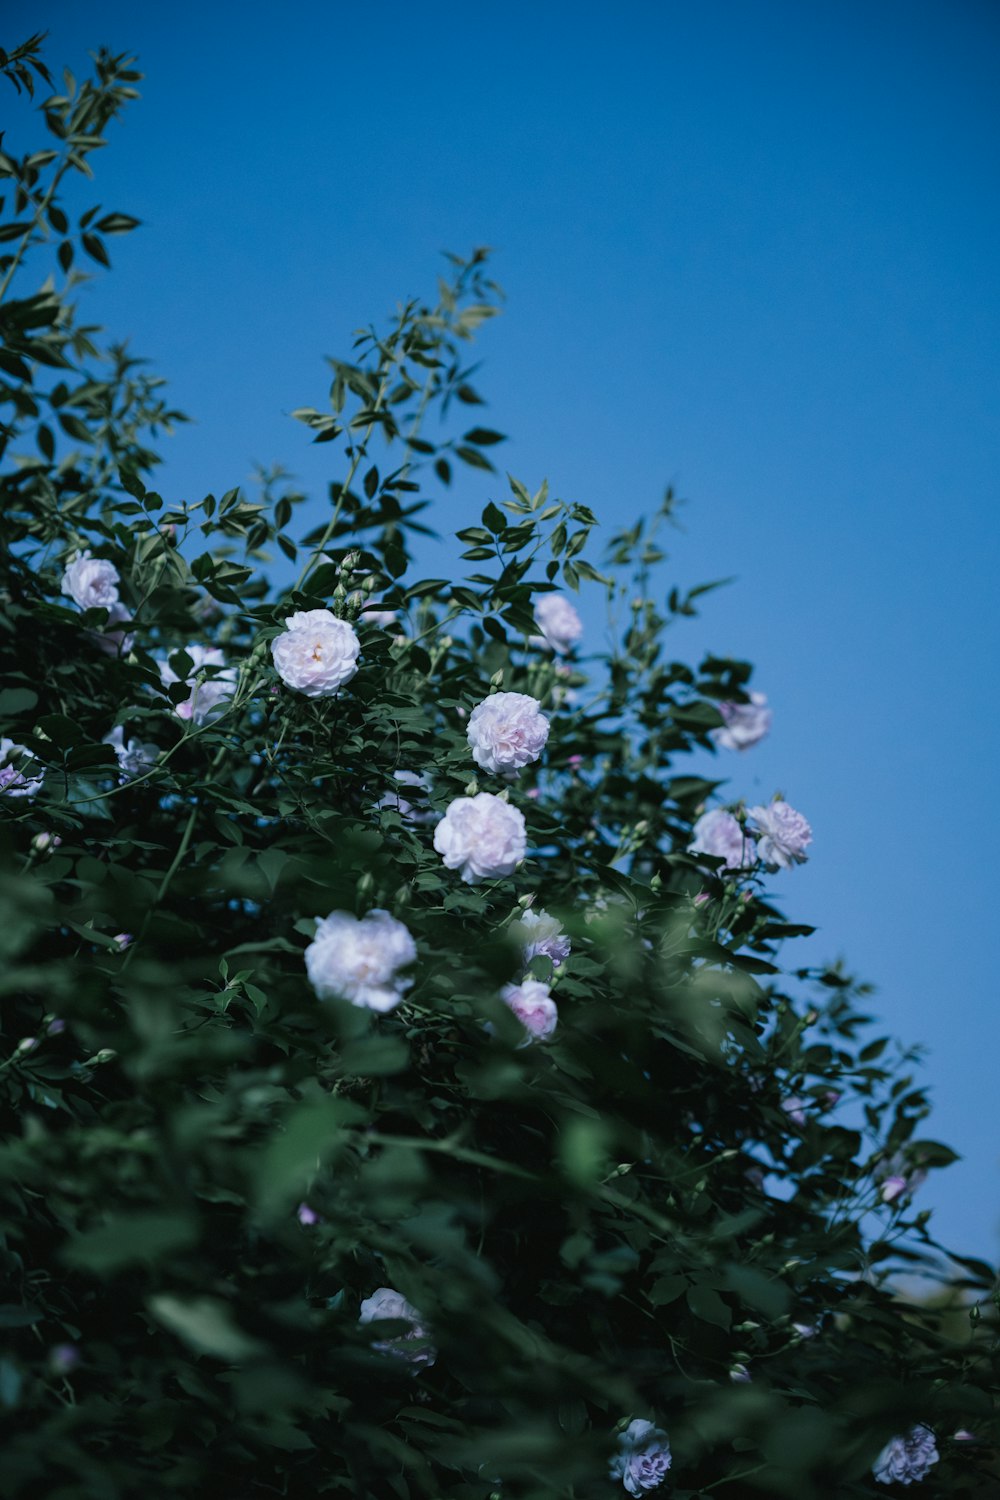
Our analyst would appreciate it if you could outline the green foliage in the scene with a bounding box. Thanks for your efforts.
[0,35,997,1500]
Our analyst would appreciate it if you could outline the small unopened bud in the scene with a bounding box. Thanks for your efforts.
[114,933,133,951]
[341,550,360,572]
[333,582,347,601]
[356,872,374,898]
[31,832,62,854]
[490,669,504,687]
[347,590,364,611]
[16,1036,37,1055]
[694,891,711,908]
[361,574,379,594]
[517,893,536,910]
[464,779,479,796]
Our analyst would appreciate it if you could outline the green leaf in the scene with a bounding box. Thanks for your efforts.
[147,1295,266,1362]
[62,1212,199,1273]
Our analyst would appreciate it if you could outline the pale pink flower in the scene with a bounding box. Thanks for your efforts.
[104,726,160,781]
[501,978,558,1042]
[747,799,812,870]
[873,1425,938,1486]
[609,1419,672,1495]
[466,691,549,775]
[433,792,527,883]
[0,738,43,800]
[158,645,237,725]
[689,808,757,870]
[712,691,772,751]
[532,593,583,654]
[271,609,360,697]
[509,908,571,970]
[60,550,120,611]
[359,1286,436,1367]
[305,909,416,1012]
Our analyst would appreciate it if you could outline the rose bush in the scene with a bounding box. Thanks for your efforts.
[0,37,996,1500]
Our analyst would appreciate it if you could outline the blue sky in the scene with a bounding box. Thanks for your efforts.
[9,0,1000,1261]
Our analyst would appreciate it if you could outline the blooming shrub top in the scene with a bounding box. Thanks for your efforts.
[0,56,990,1499]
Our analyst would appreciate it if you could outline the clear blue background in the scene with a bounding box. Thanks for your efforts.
[9,0,999,1262]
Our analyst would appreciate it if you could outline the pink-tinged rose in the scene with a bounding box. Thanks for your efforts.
[532,593,583,654]
[104,726,160,781]
[158,644,238,725]
[433,792,527,883]
[60,550,121,611]
[873,1425,939,1486]
[689,808,757,870]
[712,691,772,751]
[501,978,558,1042]
[297,1202,319,1226]
[114,933,133,951]
[466,691,550,776]
[305,908,416,1012]
[509,908,571,970]
[358,1286,436,1367]
[746,799,812,870]
[609,1419,672,1495]
[0,737,43,800]
[271,608,360,697]
[693,890,711,907]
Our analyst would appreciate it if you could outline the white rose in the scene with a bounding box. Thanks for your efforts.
[433,792,527,883]
[746,799,812,870]
[0,737,43,800]
[688,809,757,870]
[501,978,558,1042]
[305,908,416,1012]
[509,907,571,969]
[60,550,121,612]
[531,592,583,654]
[711,691,772,751]
[104,726,160,781]
[158,644,237,725]
[358,1286,436,1367]
[271,609,360,697]
[466,691,549,775]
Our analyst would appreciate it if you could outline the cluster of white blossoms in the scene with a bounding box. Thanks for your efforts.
[466,691,549,775]
[711,691,772,751]
[159,644,238,726]
[305,909,416,1012]
[103,726,160,782]
[271,609,360,697]
[872,1424,938,1486]
[687,692,813,878]
[500,977,558,1042]
[358,1286,436,1368]
[433,792,527,884]
[0,737,43,800]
